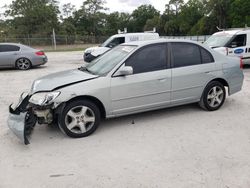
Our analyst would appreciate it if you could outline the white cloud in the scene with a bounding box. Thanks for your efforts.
[118,0,151,6]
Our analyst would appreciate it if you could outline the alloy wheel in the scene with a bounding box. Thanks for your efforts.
[207,86,224,108]
[16,58,31,70]
[65,105,96,134]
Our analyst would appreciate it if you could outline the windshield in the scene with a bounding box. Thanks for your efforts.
[204,34,233,47]
[100,36,114,47]
[85,45,136,76]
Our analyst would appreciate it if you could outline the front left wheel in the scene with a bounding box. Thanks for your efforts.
[58,100,101,138]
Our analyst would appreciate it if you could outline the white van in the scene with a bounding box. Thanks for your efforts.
[204,28,250,65]
[84,32,159,62]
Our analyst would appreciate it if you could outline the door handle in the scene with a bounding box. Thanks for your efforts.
[157,78,167,82]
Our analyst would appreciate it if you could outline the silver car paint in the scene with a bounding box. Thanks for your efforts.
[31,69,98,93]
[0,43,47,68]
[30,39,243,119]
[7,39,244,144]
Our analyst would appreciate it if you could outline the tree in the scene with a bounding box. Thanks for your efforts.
[144,16,160,31]
[74,0,108,36]
[229,0,250,27]
[5,0,60,36]
[105,12,131,35]
[205,0,232,28]
[178,0,204,34]
[62,3,76,18]
[169,0,184,15]
[131,5,160,32]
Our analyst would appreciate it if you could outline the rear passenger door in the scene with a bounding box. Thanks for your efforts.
[170,42,216,104]
[0,45,20,67]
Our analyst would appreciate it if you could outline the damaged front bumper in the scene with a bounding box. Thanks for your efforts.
[7,93,37,145]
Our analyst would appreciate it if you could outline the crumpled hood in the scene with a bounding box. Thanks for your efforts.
[31,69,98,93]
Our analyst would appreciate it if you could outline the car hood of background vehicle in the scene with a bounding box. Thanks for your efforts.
[31,69,98,94]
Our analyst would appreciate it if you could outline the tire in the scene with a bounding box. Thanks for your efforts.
[16,58,32,70]
[58,99,101,138]
[199,81,226,111]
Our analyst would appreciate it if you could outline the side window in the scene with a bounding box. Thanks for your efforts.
[0,45,20,52]
[228,34,246,48]
[108,37,125,48]
[125,44,167,74]
[172,43,201,68]
[200,47,214,64]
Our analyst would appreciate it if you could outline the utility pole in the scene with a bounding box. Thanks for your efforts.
[52,28,57,50]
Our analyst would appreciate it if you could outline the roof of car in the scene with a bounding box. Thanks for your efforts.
[112,32,159,38]
[213,28,250,35]
[0,42,23,46]
[121,38,200,47]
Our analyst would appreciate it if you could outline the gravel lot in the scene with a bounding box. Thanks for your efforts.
[0,51,250,188]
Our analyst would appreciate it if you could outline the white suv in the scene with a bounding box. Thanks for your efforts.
[84,32,159,62]
[204,28,250,65]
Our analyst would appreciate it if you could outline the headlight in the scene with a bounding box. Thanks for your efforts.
[29,91,60,106]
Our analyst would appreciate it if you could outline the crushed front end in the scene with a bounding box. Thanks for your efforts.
[8,91,61,145]
[8,93,37,145]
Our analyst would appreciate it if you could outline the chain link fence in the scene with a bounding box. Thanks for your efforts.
[0,34,211,50]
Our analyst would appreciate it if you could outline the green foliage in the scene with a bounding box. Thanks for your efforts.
[2,0,250,38]
[5,0,60,36]
[131,5,160,32]
[230,0,250,27]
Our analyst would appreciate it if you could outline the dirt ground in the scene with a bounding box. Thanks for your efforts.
[0,51,250,188]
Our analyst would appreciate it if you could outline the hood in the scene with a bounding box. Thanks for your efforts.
[31,69,98,93]
[84,46,99,53]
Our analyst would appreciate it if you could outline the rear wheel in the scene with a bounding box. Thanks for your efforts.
[16,58,31,70]
[58,100,101,138]
[199,81,226,111]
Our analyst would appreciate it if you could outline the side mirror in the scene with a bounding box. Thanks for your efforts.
[108,43,115,48]
[117,66,133,76]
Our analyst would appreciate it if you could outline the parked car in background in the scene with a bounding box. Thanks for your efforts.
[8,39,244,144]
[83,30,159,62]
[204,27,250,65]
[0,43,48,70]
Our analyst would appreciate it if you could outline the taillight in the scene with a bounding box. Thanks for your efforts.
[35,51,45,56]
[240,57,243,69]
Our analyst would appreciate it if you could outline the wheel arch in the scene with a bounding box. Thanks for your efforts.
[65,95,106,119]
[201,77,229,99]
[210,78,229,88]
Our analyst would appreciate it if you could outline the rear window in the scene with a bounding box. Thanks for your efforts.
[200,48,214,63]
[0,45,20,52]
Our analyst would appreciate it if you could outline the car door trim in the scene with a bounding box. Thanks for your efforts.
[112,89,171,102]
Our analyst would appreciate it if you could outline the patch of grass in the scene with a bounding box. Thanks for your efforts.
[32,44,99,52]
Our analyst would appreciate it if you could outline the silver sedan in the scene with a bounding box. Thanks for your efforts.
[0,43,48,70]
[7,39,244,144]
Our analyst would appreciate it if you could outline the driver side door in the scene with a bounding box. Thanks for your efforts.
[110,43,171,116]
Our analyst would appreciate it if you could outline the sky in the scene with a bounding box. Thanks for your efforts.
[0,0,169,17]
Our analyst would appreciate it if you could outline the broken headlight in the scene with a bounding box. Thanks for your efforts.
[29,91,60,106]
